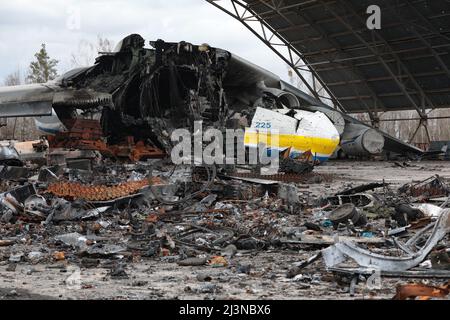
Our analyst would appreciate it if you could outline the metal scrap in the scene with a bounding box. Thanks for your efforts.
[322,210,450,272]
[228,172,327,183]
[335,182,387,196]
[399,175,449,200]
[47,178,163,201]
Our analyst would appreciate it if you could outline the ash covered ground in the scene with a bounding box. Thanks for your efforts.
[1,161,449,300]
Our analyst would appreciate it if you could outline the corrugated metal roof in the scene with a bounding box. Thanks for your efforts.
[241,0,450,113]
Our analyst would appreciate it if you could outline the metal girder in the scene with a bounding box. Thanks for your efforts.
[405,0,450,43]
[336,89,450,100]
[317,53,450,71]
[361,115,450,123]
[402,0,450,80]
[408,119,432,144]
[320,0,435,119]
[327,71,450,86]
[205,0,346,111]
[207,0,450,117]
[293,5,384,122]
[246,0,433,21]
[288,21,450,49]
[345,1,441,118]
[412,30,450,81]
[301,39,450,62]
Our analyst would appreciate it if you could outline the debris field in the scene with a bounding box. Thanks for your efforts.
[0,34,448,301]
[0,160,449,300]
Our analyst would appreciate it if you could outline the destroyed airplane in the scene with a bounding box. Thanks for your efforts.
[0,34,448,301]
[0,34,423,167]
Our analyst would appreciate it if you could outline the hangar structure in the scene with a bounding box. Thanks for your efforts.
[206,0,450,142]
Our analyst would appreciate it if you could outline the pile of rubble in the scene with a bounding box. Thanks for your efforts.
[0,156,449,300]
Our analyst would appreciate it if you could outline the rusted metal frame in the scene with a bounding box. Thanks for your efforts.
[320,0,431,120]
[206,0,346,111]
[295,7,383,123]
[47,180,154,202]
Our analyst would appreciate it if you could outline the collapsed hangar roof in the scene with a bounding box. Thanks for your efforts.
[234,0,450,114]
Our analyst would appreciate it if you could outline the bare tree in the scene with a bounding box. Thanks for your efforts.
[3,69,22,86]
[97,36,114,53]
[1,69,41,141]
[71,36,115,67]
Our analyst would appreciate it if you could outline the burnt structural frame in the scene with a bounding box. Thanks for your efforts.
[206,0,450,142]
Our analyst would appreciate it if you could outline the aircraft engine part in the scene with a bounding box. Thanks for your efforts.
[341,128,385,156]
[261,87,300,109]
[329,203,367,227]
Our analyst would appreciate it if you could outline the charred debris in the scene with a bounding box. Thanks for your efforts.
[0,34,448,300]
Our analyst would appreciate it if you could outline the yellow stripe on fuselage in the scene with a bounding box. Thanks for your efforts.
[244,131,340,156]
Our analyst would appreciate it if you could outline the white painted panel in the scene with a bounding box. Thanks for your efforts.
[250,107,298,134]
[295,111,340,140]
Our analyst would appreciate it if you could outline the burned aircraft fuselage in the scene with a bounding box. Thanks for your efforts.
[59,35,232,149]
[0,34,424,161]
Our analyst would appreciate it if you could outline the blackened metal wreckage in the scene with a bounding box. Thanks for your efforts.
[0,34,423,164]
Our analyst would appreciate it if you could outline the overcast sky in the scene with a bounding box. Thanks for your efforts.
[0,0,290,83]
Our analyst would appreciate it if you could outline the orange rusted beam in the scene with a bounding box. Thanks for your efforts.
[393,282,449,300]
[47,177,164,201]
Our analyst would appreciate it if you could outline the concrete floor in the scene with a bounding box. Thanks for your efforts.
[1,160,449,300]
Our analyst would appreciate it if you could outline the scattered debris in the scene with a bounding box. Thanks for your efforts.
[322,210,450,272]
[0,132,449,301]
[399,175,449,201]
[329,204,368,228]
[178,258,208,267]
